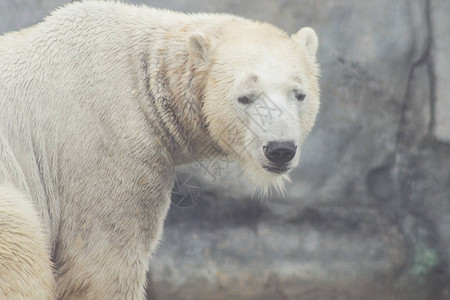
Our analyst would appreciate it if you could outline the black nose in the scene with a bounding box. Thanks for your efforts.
[264,141,297,164]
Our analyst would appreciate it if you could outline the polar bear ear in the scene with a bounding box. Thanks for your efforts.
[291,27,318,57]
[187,32,211,63]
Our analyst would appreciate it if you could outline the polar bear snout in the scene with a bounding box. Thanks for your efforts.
[263,141,297,164]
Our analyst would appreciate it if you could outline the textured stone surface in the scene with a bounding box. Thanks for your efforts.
[0,0,67,33]
[2,0,450,299]
[431,0,450,142]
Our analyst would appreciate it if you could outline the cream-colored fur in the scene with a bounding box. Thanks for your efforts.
[0,1,320,299]
[0,185,56,299]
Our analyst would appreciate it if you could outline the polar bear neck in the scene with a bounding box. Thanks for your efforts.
[126,13,232,165]
[138,50,217,165]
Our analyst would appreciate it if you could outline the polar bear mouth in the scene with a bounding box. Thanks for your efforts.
[263,165,290,174]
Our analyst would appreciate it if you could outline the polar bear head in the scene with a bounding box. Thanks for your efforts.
[188,22,320,194]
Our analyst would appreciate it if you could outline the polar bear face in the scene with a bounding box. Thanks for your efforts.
[189,23,320,192]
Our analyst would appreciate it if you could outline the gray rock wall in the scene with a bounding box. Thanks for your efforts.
[1,0,450,299]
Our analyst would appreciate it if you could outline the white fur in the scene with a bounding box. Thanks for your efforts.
[0,1,320,298]
[292,27,319,56]
[0,185,56,299]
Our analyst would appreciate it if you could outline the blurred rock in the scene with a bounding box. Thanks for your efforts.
[431,0,450,142]
[2,0,450,299]
[0,0,68,33]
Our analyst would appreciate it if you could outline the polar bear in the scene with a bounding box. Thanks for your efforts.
[0,1,320,299]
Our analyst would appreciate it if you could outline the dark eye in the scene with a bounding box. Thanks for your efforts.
[238,96,252,105]
[295,91,306,102]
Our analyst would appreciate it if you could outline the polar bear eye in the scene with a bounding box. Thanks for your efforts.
[294,90,306,102]
[238,96,252,105]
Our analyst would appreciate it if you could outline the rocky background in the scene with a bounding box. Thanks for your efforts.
[2,0,450,299]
